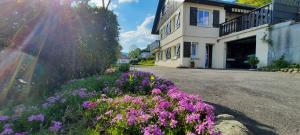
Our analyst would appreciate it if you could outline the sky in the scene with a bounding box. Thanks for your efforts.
[91,0,234,53]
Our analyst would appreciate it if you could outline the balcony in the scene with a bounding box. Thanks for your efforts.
[220,3,273,37]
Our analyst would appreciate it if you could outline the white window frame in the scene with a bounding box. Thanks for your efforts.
[191,42,198,59]
[175,11,181,30]
[176,43,181,58]
[197,9,210,27]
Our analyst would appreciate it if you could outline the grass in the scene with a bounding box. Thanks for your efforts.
[61,72,121,92]
[138,59,155,66]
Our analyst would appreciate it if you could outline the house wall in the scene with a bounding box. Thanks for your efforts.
[215,25,270,68]
[269,21,300,64]
[156,2,227,68]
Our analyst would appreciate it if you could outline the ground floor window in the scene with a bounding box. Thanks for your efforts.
[191,42,198,59]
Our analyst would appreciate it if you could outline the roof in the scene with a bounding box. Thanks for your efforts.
[151,0,257,34]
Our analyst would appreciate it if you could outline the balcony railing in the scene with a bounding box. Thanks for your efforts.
[220,3,273,36]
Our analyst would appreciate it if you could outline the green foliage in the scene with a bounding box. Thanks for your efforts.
[0,1,120,106]
[61,73,120,92]
[237,0,272,7]
[128,48,141,59]
[139,59,155,66]
[247,55,260,67]
[130,59,140,65]
[272,55,290,69]
[118,64,130,72]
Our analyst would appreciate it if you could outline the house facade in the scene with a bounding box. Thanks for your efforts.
[151,0,300,69]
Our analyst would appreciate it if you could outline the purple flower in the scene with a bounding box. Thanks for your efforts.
[0,127,13,135]
[28,114,44,122]
[111,114,123,123]
[156,101,171,109]
[82,101,97,109]
[15,133,26,135]
[143,124,163,135]
[195,123,206,134]
[0,115,9,121]
[49,121,62,132]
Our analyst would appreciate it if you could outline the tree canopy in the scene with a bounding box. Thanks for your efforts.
[237,0,272,7]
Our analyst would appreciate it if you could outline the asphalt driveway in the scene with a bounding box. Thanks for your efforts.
[135,66,300,135]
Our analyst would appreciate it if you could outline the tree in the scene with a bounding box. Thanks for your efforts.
[128,48,141,59]
[237,0,271,7]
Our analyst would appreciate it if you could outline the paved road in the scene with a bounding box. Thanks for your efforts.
[136,66,300,135]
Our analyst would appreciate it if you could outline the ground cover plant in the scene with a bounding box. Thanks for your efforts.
[0,71,220,135]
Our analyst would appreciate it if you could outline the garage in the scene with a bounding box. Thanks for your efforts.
[226,37,256,69]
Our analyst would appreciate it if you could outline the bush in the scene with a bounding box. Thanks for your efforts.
[139,59,155,66]
[272,55,290,69]
[115,71,174,94]
[88,88,219,135]
[130,59,140,65]
[247,55,259,68]
[119,64,130,72]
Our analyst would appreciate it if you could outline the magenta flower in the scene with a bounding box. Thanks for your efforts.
[186,113,200,124]
[151,88,162,95]
[143,124,163,135]
[28,114,44,122]
[49,121,62,132]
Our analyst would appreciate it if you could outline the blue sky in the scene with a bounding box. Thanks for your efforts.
[91,0,234,53]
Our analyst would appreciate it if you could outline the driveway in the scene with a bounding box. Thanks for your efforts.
[135,66,300,135]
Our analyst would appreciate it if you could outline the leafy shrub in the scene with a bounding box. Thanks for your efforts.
[84,87,219,135]
[119,64,130,72]
[247,55,259,68]
[289,64,300,69]
[272,55,290,69]
[130,59,140,65]
[115,71,174,94]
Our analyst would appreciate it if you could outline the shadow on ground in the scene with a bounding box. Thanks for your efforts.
[208,102,277,135]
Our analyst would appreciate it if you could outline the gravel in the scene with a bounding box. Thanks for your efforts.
[136,66,300,135]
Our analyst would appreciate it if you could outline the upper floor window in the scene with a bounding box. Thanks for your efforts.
[175,11,181,29]
[197,10,209,26]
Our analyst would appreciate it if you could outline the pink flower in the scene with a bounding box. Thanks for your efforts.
[156,101,171,109]
[195,123,206,134]
[139,114,152,123]
[186,132,196,135]
[82,101,98,109]
[170,119,178,128]
[132,97,143,105]
[151,88,162,95]
[105,110,113,115]
[186,113,200,124]
[111,114,123,123]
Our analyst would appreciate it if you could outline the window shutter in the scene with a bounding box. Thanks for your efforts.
[190,7,197,26]
[184,42,191,58]
[213,10,220,28]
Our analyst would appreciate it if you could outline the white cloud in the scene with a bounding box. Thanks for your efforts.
[120,16,158,52]
[118,0,139,4]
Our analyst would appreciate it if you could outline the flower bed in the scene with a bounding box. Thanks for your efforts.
[0,71,220,135]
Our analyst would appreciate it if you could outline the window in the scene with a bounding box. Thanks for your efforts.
[165,21,171,35]
[175,11,181,29]
[166,48,171,60]
[176,43,181,58]
[191,42,198,59]
[197,10,209,26]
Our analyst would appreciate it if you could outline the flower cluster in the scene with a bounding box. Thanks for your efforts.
[49,121,62,132]
[116,71,174,94]
[28,114,44,122]
[94,86,220,135]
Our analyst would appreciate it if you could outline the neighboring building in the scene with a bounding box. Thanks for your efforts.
[151,0,300,69]
[117,53,130,64]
